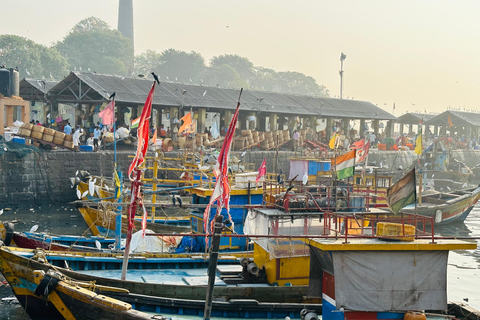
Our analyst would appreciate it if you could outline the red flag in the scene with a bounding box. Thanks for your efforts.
[99,100,115,125]
[256,158,266,183]
[203,89,243,247]
[355,141,370,163]
[128,82,156,178]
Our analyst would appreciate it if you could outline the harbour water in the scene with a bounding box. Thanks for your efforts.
[1,203,479,319]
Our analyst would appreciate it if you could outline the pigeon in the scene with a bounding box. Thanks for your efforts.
[109,91,116,100]
[152,72,160,84]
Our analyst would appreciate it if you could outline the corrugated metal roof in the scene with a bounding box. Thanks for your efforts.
[396,112,436,124]
[425,110,480,127]
[20,79,58,93]
[48,72,396,120]
[19,79,59,102]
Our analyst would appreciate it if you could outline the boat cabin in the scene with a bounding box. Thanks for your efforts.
[307,234,476,320]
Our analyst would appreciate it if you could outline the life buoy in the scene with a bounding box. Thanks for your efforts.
[303,147,312,156]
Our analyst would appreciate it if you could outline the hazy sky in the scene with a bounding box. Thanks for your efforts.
[3,0,480,116]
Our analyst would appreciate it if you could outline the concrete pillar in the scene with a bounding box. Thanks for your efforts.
[269,113,277,131]
[373,119,379,136]
[386,120,394,138]
[326,117,334,140]
[359,119,366,138]
[400,123,404,136]
[153,108,160,129]
[408,124,413,134]
[197,108,206,133]
[309,116,317,131]
[5,106,13,127]
[258,114,266,131]
[239,112,247,130]
[223,110,233,129]
[434,125,438,136]
[170,106,179,121]
[22,102,30,124]
[277,115,285,131]
[248,112,256,130]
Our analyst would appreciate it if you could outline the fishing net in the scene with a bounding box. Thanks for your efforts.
[0,135,42,158]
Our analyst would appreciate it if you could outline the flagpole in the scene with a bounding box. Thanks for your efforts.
[113,96,117,167]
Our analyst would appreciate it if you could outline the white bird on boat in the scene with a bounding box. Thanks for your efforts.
[76,189,82,199]
[172,194,183,208]
[82,190,89,198]
[88,177,95,196]
[29,225,39,233]
[302,172,308,185]
[95,240,101,250]
[0,209,3,216]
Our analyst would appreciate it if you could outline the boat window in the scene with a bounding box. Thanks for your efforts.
[355,177,362,185]
[365,178,374,186]
[377,178,391,188]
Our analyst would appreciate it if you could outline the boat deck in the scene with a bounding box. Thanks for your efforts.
[76,265,271,287]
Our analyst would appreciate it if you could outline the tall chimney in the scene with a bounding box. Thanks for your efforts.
[118,0,134,74]
[118,0,134,44]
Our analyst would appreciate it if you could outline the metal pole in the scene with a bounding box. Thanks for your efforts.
[339,53,346,99]
[203,215,224,320]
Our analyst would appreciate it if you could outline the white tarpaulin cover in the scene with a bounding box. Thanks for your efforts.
[289,159,308,181]
[333,250,448,311]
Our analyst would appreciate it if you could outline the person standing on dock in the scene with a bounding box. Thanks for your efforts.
[93,126,101,152]
[63,122,72,135]
[73,126,84,152]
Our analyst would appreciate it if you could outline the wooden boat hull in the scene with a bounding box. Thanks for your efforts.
[401,187,480,224]
[0,261,153,320]
[78,206,189,237]
[0,246,310,318]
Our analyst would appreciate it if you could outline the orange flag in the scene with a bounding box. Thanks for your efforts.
[448,114,454,128]
[152,128,157,145]
[179,112,193,133]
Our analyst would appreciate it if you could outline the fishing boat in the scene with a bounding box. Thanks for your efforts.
[0,221,114,251]
[1,207,476,319]
[306,214,477,320]
[399,186,480,224]
[27,269,155,320]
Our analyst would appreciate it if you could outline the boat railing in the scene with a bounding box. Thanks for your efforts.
[322,211,436,243]
[263,181,373,213]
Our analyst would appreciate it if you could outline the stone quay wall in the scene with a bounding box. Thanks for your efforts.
[1,148,478,206]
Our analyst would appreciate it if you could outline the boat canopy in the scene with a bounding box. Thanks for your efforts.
[308,246,448,311]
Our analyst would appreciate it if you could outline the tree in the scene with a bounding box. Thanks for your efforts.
[56,17,133,75]
[0,35,69,79]
[204,64,249,89]
[135,49,206,83]
[210,54,256,85]
[276,71,329,96]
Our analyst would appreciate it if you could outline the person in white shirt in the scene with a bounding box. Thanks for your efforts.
[72,126,84,151]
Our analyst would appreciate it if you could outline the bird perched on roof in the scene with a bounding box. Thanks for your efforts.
[151,72,160,84]
[109,91,116,100]
[172,194,183,208]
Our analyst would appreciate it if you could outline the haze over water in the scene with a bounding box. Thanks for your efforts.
[1,203,479,319]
